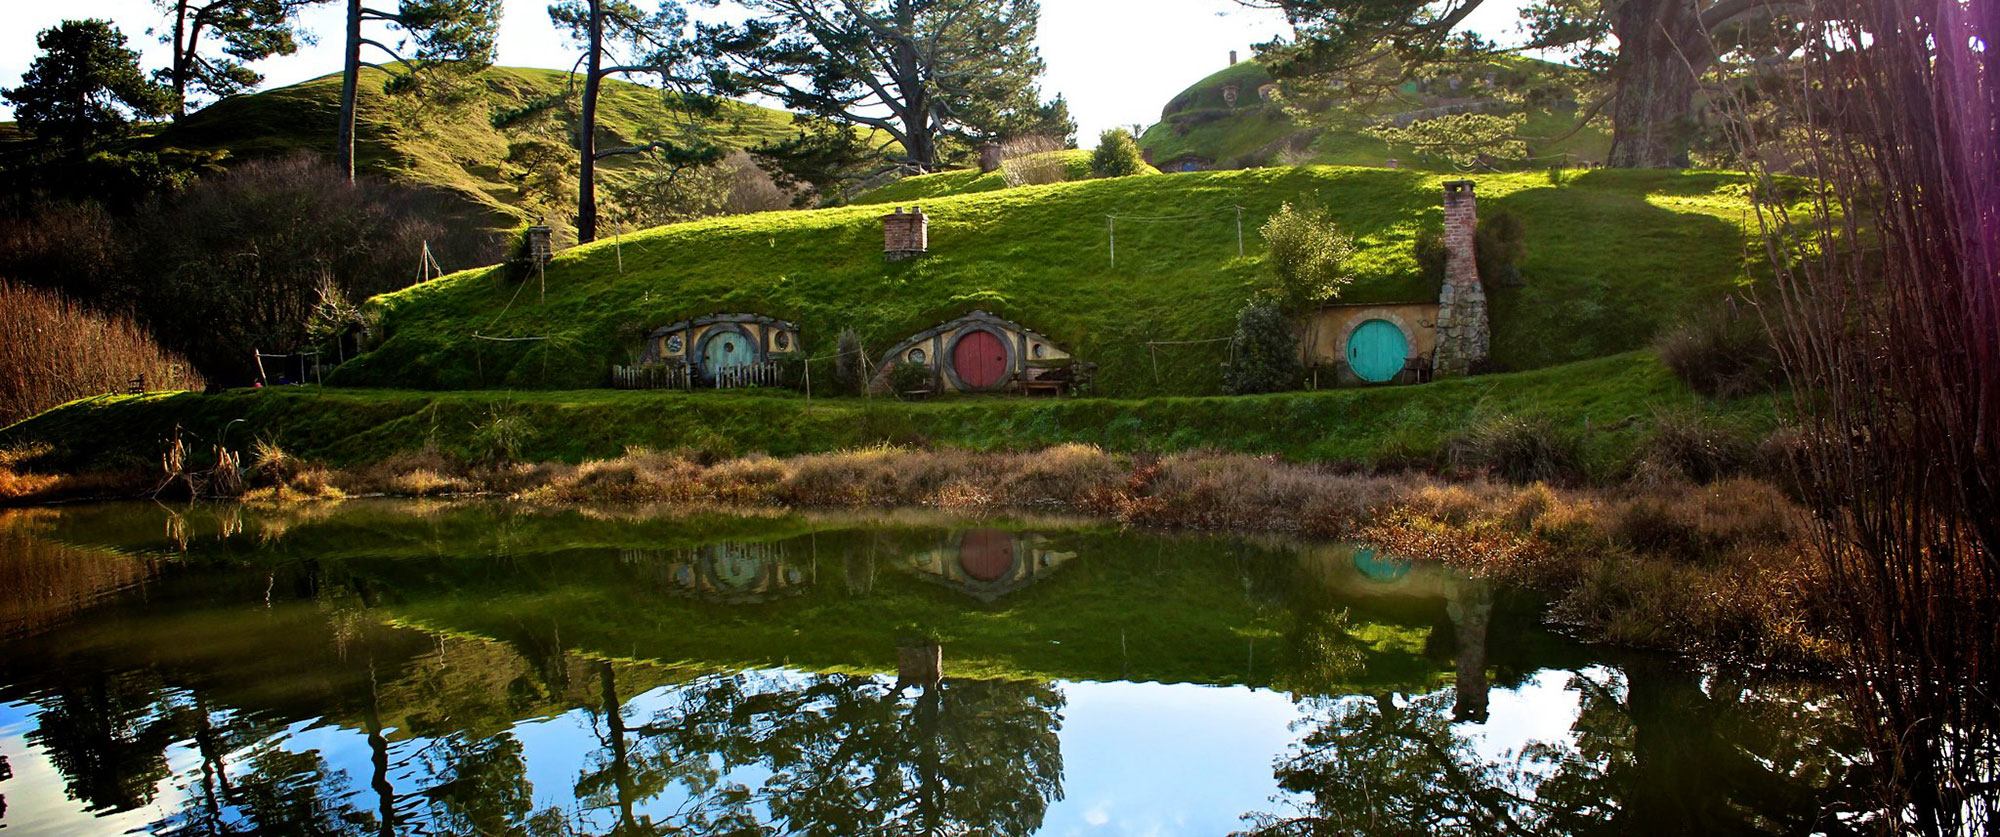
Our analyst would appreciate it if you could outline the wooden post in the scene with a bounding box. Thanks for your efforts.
[252,348,268,385]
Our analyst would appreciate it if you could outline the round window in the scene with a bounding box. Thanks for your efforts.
[909,348,927,364]
[665,334,684,353]
[775,331,790,350]
[1031,343,1045,359]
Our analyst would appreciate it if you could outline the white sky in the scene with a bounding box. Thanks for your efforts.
[0,0,1537,143]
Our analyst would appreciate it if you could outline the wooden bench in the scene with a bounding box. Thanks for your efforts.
[1020,379,1067,397]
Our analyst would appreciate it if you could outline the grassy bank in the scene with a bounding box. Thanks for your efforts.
[332,165,1765,395]
[0,352,1773,480]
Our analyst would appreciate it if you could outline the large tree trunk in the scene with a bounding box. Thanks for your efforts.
[577,0,604,244]
[336,0,363,182]
[1606,0,1712,169]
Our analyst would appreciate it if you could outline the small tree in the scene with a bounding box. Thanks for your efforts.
[1225,300,1300,395]
[833,328,868,396]
[1259,201,1354,313]
[3,20,174,148]
[1090,127,1144,178]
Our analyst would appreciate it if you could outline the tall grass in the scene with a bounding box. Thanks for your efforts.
[0,281,204,426]
[1725,1,2000,830]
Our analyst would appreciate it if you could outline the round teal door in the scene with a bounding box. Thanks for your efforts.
[1347,319,1409,383]
[702,330,754,375]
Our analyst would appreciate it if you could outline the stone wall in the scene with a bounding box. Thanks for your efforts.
[1433,180,1489,376]
[883,207,929,261]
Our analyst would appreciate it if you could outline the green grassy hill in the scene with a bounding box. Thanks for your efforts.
[851,149,1160,206]
[139,66,808,228]
[1139,58,1613,171]
[330,165,1760,397]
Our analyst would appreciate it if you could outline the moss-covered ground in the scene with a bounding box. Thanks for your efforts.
[327,165,1762,397]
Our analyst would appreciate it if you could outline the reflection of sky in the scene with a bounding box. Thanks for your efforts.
[1039,680,1307,835]
[0,670,1611,835]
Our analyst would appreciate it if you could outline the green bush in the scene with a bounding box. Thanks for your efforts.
[1450,413,1584,484]
[1224,300,1300,395]
[888,361,932,398]
[1259,202,1355,313]
[1090,128,1146,178]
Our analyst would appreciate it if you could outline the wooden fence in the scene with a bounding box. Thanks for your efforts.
[612,363,693,390]
[710,360,785,389]
[611,361,787,390]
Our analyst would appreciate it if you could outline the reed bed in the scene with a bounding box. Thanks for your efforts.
[0,281,204,426]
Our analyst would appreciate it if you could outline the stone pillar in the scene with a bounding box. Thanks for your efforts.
[978,142,1003,174]
[1434,180,1489,376]
[883,206,928,262]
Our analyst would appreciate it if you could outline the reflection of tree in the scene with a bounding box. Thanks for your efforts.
[576,668,1065,835]
[27,670,181,813]
[1246,662,1868,836]
[418,732,566,837]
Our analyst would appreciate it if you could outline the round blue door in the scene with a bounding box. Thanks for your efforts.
[703,330,754,375]
[1347,319,1408,383]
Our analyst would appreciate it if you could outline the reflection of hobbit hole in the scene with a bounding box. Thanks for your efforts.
[902,529,1077,603]
[876,310,1078,395]
[643,313,800,383]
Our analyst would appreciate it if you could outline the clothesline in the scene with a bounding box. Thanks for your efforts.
[1107,205,1251,267]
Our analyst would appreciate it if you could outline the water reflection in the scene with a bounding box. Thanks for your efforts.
[0,502,1867,835]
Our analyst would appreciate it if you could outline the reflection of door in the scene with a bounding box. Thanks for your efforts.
[1347,319,1409,383]
[958,529,1017,581]
[952,330,1007,388]
[703,330,754,375]
[710,543,765,591]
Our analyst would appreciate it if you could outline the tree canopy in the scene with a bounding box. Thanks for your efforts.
[1245,0,1807,168]
[151,0,323,116]
[3,20,175,148]
[698,0,1069,172]
[335,0,503,180]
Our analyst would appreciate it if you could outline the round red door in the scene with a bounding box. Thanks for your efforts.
[951,330,1008,389]
[958,529,1017,581]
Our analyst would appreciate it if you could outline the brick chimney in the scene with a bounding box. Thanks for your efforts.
[1229,50,1238,66]
[1433,180,1489,376]
[884,206,928,262]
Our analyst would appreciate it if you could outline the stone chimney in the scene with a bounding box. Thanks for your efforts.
[883,206,928,262]
[1433,180,1489,376]
[978,142,1003,174]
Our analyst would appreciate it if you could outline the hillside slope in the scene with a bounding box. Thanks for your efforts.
[141,66,808,227]
[1139,58,1613,171]
[331,166,1759,397]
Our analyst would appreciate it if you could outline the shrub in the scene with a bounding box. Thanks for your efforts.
[888,361,932,398]
[1654,305,1779,399]
[1224,300,1300,394]
[471,406,533,467]
[1634,410,1753,484]
[1450,414,1584,485]
[0,280,205,425]
[1475,211,1527,286]
[1258,201,1355,313]
[833,328,869,396]
[999,136,1069,187]
[1089,128,1145,178]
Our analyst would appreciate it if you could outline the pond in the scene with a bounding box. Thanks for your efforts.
[0,501,1866,835]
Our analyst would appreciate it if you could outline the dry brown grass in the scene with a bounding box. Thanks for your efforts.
[0,281,205,426]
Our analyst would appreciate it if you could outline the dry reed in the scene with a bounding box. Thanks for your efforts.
[0,280,204,426]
